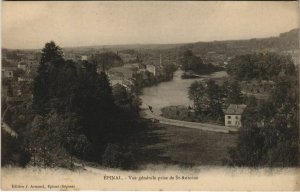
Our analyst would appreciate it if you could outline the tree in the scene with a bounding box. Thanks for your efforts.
[29,41,143,167]
[181,50,223,75]
[207,79,221,103]
[227,125,265,166]
[181,50,204,72]
[40,41,64,65]
[112,84,128,106]
[163,63,177,80]
[206,80,224,119]
[91,52,123,71]
[188,81,205,111]
[102,143,136,170]
[1,130,30,167]
[97,71,114,107]
[226,53,296,80]
[188,80,223,121]
[258,101,276,121]
[228,76,299,167]
[227,81,243,104]
[33,41,65,115]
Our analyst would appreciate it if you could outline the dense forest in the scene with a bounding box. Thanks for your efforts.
[178,28,299,56]
[188,51,299,167]
[226,76,299,167]
[188,79,244,124]
[2,42,143,169]
[225,52,299,167]
[226,52,296,80]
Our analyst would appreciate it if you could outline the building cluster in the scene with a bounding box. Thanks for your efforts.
[2,51,39,104]
[103,53,165,92]
[106,62,159,91]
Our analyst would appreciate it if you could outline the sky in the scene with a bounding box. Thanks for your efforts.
[2,1,299,49]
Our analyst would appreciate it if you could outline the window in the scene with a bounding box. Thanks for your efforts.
[227,116,231,119]
[227,121,231,124]
[235,116,239,119]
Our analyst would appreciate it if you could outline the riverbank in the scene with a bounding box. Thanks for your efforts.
[140,70,228,111]
[140,70,229,129]
[181,67,225,79]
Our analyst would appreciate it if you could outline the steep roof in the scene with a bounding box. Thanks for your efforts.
[225,104,247,115]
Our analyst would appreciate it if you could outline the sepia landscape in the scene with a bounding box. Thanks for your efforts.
[1,1,299,190]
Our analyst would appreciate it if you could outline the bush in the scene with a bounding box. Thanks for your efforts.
[1,130,31,167]
[102,143,137,170]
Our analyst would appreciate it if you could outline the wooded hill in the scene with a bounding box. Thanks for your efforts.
[58,28,299,56]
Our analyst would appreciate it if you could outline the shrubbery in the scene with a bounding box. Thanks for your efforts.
[102,143,137,170]
[226,76,299,167]
[1,130,30,167]
[181,50,223,75]
[226,52,296,80]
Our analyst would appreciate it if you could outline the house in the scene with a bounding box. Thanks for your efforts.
[224,104,247,127]
[2,66,17,78]
[18,76,33,82]
[122,79,133,91]
[146,64,156,76]
[110,79,123,87]
[18,63,27,71]
[81,55,88,61]
[123,63,139,71]
[2,69,14,78]
[108,67,134,80]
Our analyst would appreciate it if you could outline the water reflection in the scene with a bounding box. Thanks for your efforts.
[140,70,228,110]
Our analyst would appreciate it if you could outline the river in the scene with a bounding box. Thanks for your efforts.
[140,69,228,112]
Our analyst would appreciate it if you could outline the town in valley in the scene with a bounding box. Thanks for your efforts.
[1,2,299,172]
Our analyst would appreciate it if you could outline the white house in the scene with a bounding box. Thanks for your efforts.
[18,63,27,71]
[146,64,156,76]
[224,104,247,127]
[81,55,88,61]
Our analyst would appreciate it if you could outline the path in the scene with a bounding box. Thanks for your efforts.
[141,107,238,133]
[1,122,18,138]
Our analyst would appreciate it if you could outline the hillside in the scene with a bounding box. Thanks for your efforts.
[65,28,299,53]
[63,28,299,66]
[177,28,299,55]
[2,28,299,67]
[3,28,298,53]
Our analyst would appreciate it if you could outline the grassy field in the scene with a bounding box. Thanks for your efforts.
[134,122,238,167]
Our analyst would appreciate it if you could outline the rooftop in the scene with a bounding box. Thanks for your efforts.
[108,67,134,79]
[224,104,247,115]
